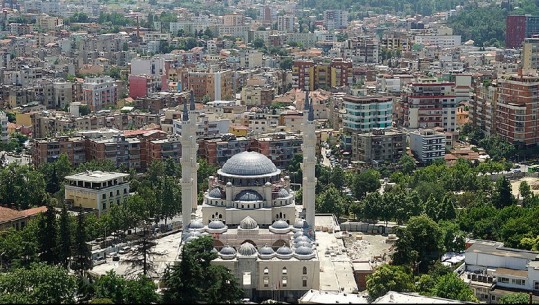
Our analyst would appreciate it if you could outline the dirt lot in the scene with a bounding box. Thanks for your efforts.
[510,176,539,199]
[342,233,394,265]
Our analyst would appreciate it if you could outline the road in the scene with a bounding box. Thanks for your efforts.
[0,151,31,166]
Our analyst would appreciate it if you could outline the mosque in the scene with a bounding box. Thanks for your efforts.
[178,91,319,302]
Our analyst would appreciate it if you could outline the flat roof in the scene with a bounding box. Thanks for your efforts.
[494,267,528,278]
[65,171,129,183]
[298,290,369,304]
[466,242,539,260]
[372,291,468,304]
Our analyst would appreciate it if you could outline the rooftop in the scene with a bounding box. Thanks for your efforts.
[466,242,539,261]
[65,171,129,183]
[0,206,47,224]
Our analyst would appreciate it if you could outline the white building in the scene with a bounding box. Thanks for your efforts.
[82,76,118,112]
[130,56,166,76]
[179,93,319,302]
[409,129,446,164]
[0,111,8,143]
[323,10,348,30]
[277,15,295,33]
[172,114,231,139]
[462,240,539,304]
[342,95,393,132]
[414,35,462,48]
[64,171,130,216]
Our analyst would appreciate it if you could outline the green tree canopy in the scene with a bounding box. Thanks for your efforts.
[366,264,415,301]
[431,273,478,302]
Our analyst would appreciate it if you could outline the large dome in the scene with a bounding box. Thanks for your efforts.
[220,151,280,177]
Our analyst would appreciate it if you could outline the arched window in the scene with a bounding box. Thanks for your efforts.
[264,267,269,275]
[219,214,222,219]
[282,267,287,275]
[303,266,307,275]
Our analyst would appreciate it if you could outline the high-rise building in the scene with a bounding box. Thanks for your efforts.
[0,111,9,143]
[506,15,539,49]
[522,37,539,70]
[398,82,457,132]
[342,95,393,132]
[277,15,295,33]
[82,77,118,112]
[495,74,539,147]
[323,10,348,30]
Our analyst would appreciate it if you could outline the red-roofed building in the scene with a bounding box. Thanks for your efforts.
[0,206,47,231]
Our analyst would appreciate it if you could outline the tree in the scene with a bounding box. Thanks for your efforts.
[58,204,72,268]
[392,215,443,273]
[124,274,160,304]
[398,154,416,175]
[72,211,92,275]
[499,292,531,304]
[0,263,77,304]
[351,169,381,200]
[330,166,346,190]
[123,220,164,277]
[316,186,346,218]
[38,202,58,264]
[366,264,415,301]
[279,57,293,70]
[493,176,515,209]
[438,220,465,253]
[519,180,533,205]
[94,270,127,304]
[431,273,478,302]
[162,236,243,304]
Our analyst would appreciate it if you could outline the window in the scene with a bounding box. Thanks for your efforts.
[498,277,509,284]
[534,281,539,290]
[303,278,307,287]
[102,202,106,210]
[303,266,307,275]
[263,277,269,287]
[512,279,526,286]
[282,267,287,275]
[102,194,106,199]
[282,277,287,288]
[264,268,269,275]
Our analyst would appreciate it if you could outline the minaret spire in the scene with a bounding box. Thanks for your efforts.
[182,95,189,121]
[301,91,317,239]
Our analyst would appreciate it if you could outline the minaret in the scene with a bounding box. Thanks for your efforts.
[180,91,198,230]
[301,91,316,237]
[189,90,199,213]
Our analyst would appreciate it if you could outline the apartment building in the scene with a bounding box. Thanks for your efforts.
[323,10,348,30]
[341,36,379,64]
[342,95,393,132]
[82,76,118,112]
[409,129,446,164]
[64,171,130,216]
[86,134,141,170]
[188,70,234,102]
[32,136,87,167]
[398,82,457,132]
[36,14,63,31]
[277,15,295,33]
[462,239,539,304]
[128,74,163,99]
[199,134,251,166]
[292,59,353,91]
[495,74,539,147]
[241,85,275,107]
[0,111,8,143]
[470,81,498,136]
[522,37,539,71]
[414,35,462,48]
[506,15,539,48]
[252,132,303,169]
[173,114,231,139]
[351,128,406,164]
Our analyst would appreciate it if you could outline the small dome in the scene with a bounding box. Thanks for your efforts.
[235,190,263,201]
[293,231,305,238]
[295,246,314,256]
[208,187,222,198]
[188,231,202,237]
[240,216,258,230]
[238,242,257,256]
[259,245,275,256]
[277,188,289,198]
[293,218,306,229]
[295,241,313,248]
[220,245,236,256]
[208,220,225,230]
[276,245,293,255]
[189,220,204,229]
[220,151,280,177]
[294,235,311,244]
[272,219,289,229]
[210,248,218,254]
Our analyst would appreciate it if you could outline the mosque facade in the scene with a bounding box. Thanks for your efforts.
[179,91,319,302]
